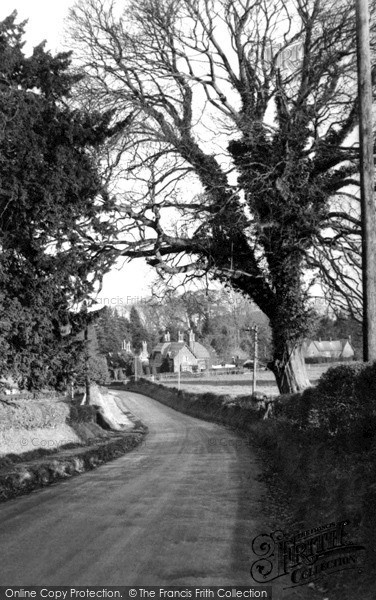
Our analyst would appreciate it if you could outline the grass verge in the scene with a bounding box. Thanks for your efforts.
[0,430,147,503]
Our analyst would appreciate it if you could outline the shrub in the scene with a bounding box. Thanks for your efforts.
[75,354,110,386]
[269,361,376,439]
[272,388,318,428]
[88,355,111,385]
[355,362,376,408]
[312,362,370,434]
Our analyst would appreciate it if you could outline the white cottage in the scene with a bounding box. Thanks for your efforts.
[303,338,355,362]
[149,331,212,373]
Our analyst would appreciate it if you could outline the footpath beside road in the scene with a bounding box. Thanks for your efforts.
[0,390,325,600]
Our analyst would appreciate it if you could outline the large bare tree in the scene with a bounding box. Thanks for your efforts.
[68,0,372,393]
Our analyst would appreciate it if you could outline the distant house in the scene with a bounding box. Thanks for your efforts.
[149,331,213,373]
[227,347,248,367]
[303,338,355,362]
[187,330,213,371]
[121,340,132,353]
[108,339,149,380]
[138,340,150,365]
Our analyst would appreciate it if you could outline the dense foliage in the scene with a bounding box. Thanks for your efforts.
[314,312,363,360]
[273,362,376,440]
[96,307,131,354]
[129,307,149,353]
[134,289,272,362]
[75,354,111,387]
[0,13,117,389]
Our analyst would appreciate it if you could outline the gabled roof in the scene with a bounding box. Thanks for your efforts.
[150,341,197,361]
[166,342,195,359]
[151,335,214,367]
[190,342,211,360]
[313,340,343,353]
[152,342,170,355]
[303,338,354,357]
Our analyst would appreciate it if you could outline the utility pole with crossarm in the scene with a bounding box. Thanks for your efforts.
[356,0,376,361]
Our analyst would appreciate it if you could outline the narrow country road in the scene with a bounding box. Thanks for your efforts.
[0,390,284,590]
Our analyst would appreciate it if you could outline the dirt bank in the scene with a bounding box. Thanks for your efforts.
[0,386,147,502]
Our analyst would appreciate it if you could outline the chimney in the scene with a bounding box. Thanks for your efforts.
[189,330,195,352]
[142,340,148,354]
[126,341,131,353]
[178,331,184,343]
[164,331,170,342]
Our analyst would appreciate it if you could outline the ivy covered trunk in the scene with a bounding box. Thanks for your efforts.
[270,342,311,394]
[267,278,313,395]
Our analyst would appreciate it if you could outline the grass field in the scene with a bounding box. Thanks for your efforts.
[160,362,340,397]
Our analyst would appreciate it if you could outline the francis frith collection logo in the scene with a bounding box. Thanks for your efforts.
[250,520,365,588]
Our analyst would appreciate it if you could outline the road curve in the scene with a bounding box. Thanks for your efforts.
[0,391,267,586]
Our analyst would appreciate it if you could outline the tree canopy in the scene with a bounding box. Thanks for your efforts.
[129,306,149,352]
[0,13,119,389]
[67,0,374,392]
[96,307,131,354]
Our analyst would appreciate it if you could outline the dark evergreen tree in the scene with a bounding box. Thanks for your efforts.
[96,307,130,354]
[129,307,148,353]
[0,13,120,389]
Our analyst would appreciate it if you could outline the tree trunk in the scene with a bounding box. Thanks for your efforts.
[270,343,311,394]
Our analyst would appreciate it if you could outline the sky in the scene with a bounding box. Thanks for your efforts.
[1,0,73,52]
[1,0,156,307]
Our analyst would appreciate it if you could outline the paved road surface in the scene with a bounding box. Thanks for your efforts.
[0,391,315,597]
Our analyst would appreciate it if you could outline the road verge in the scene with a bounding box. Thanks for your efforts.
[0,387,147,502]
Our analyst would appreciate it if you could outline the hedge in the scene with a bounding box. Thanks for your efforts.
[270,361,376,442]
[130,361,376,441]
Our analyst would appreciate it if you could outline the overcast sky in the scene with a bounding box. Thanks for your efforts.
[1,0,155,307]
[1,0,73,51]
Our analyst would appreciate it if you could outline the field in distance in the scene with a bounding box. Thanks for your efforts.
[159,363,342,397]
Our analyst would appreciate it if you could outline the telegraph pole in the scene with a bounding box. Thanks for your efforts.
[252,326,259,395]
[356,0,376,361]
[243,325,259,395]
[81,300,91,404]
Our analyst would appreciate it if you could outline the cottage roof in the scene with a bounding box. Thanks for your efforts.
[303,338,354,357]
[151,342,168,354]
[190,341,211,360]
[151,341,196,360]
[314,340,343,353]
[166,342,194,359]
[151,335,215,364]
